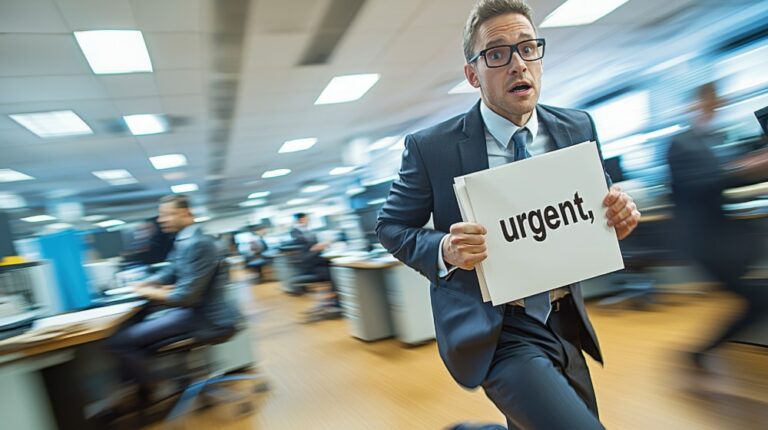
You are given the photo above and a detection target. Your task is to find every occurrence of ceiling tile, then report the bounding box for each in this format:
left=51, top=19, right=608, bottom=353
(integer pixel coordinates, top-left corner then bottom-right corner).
left=0, top=34, right=92, bottom=77
left=130, top=0, right=202, bottom=32
left=0, top=0, right=69, bottom=33
left=0, top=75, right=108, bottom=103
left=55, top=0, right=136, bottom=30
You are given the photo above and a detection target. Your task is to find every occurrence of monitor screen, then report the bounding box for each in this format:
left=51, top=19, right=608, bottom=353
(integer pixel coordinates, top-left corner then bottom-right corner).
left=0, top=212, right=17, bottom=258
left=756, top=106, right=768, bottom=136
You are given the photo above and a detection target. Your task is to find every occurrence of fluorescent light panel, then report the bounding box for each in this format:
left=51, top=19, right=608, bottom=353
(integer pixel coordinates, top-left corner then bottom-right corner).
left=278, top=138, right=317, bottom=153
left=9, top=110, right=93, bottom=138
left=329, top=166, right=355, bottom=176
left=286, top=198, right=310, bottom=205
left=315, top=73, right=380, bottom=105
left=248, top=191, right=271, bottom=199
left=0, top=193, right=26, bottom=209
left=83, top=214, right=108, bottom=222
left=98, top=219, right=125, bottom=228
left=370, top=136, right=401, bottom=151
left=194, top=216, right=211, bottom=223
left=92, top=169, right=137, bottom=185
left=171, top=183, right=198, bottom=193
left=74, top=30, right=153, bottom=74
left=150, top=154, right=187, bottom=170
left=21, top=215, right=56, bottom=223
left=301, top=184, right=329, bottom=193
left=123, top=114, right=167, bottom=135
left=541, top=0, right=629, bottom=28
left=239, top=199, right=267, bottom=208
left=262, top=169, right=291, bottom=179
left=0, top=169, right=35, bottom=183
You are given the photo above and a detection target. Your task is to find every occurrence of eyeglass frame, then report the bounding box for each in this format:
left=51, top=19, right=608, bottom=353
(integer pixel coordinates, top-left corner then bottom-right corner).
left=468, top=38, right=546, bottom=68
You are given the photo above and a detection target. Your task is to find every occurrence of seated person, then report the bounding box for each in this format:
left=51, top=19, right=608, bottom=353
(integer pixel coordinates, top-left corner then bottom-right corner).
left=105, top=194, right=240, bottom=410
left=290, top=213, right=341, bottom=321
left=246, top=225, right=271, bottom=282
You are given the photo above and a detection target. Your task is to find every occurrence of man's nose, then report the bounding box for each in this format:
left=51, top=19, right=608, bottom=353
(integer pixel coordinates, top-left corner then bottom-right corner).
left=507, top=52, right=527, bottom=75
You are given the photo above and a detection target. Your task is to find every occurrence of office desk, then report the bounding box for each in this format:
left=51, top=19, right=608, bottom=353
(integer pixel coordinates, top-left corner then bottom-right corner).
left=332, top=257, right=434, bottom=345
left=0, top=303, right=141, bottom=430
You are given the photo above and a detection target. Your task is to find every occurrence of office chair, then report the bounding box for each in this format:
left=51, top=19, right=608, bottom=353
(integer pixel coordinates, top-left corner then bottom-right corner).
left=146, top=325, right=268, bottom=425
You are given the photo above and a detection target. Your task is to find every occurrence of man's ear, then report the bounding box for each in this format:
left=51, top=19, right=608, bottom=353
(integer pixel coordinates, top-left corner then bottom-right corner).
left=463, top=63, right=480, bottom=88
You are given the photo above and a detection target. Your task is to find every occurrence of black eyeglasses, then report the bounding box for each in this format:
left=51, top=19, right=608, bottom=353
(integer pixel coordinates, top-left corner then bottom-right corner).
left=468, top=38, right=546, bottom=68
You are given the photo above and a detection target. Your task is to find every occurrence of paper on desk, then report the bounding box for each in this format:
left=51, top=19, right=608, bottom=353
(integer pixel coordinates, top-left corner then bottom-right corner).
left=454, top=141, right=624, bottom=305
left=33, top=301, right=144, bottom=329
left=453, top=177, right=491, bottom=302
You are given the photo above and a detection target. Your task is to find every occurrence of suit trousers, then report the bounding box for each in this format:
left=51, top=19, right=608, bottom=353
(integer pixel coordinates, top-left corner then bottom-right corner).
left=107, top=306, right=196, bottom=385
left=481, top=295, right=603, bottom=430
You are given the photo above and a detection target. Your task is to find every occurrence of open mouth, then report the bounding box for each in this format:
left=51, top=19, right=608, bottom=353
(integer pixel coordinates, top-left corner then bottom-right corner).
left=510, top=83, right=532, bottom=94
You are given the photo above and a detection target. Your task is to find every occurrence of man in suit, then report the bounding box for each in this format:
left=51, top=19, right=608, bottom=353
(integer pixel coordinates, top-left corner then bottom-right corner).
left=666, top=82, right=767, bottom=369
left=107, top=194, right=240, bottom=401
left=290, top=213, right=341, bottom=320
left=376, top=1, right=641, bottom=429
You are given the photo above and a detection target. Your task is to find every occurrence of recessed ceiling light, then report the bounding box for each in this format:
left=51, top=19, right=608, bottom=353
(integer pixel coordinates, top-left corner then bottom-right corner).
left=541, top=0, right=629, bottom=28
left=370, top=136, right=401, bottom=151
left=329, top=166, right=355, bottom=176
left=448, top=80, right=479, bottom=94
left=262, top=169, right=291, bottom=179
left=194, top=216, right=211, bottom=223
left=171, top=183, right=198, bottom=193
left=367, top=198, right=387, bottom=206
left=83, top=214, right=108, bottom=222
left=48, top=223, right=73, bottom=230
left=248, top=191, right=271, bottom=199
left=97, top=219, right=125, bottom=228
left=150, top=154, right=187, bottom=170
left=314, top=73, right=380, bottom=105
left=0, top=169, right=35, bottom=183
left=123, top=114, right=167, bottom=135
left=278, top=138, right=317, bottom=153
left=74, top=30, right=153, bottom=74
left=9, top=110, right=93, bottom=138
left=21, top=215, right=56, bottom=223
left=92, top=169, right=138, bottom=186
left=0, top=193, right=26, bottom=209
left=286, top=198, right=310, bottom=205
left=301, top=184, right=329, bottom=193
left=239, top=199, right=267, bottom=207
left=163, top=172, right=187, bottom=181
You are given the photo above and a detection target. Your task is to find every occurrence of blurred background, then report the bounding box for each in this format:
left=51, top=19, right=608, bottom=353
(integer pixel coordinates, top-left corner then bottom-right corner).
left=0, top=0, right=766, bottom=429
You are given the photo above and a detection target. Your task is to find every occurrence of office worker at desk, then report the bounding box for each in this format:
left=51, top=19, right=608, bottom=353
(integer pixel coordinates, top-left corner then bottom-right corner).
left=107, top=194, right=239, bottom=405
left=667, top=82, right=768, bottom=369
left=376, top=1, right=641, bottom=429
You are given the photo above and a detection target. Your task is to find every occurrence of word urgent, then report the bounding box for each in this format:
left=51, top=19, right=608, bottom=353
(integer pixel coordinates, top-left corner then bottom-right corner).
left=498, top=192, right=594, bottom=243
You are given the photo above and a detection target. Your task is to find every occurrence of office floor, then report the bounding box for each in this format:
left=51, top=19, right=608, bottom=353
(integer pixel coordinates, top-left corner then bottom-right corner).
left=146, top=280, right=768, bottom=430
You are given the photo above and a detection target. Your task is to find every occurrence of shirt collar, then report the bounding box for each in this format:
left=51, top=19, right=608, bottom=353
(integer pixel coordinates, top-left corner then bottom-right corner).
left=480, top=101, right=539, bottom=148
left=175, top=224, right=199, bottom=242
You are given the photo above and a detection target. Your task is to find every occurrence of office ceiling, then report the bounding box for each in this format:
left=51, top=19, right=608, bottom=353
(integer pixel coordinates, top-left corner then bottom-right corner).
left=1, top=0, right=766, bottom=235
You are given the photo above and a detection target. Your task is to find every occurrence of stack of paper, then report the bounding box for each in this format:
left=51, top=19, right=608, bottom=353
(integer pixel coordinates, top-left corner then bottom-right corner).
left=453, top=142, right=624, bottom=305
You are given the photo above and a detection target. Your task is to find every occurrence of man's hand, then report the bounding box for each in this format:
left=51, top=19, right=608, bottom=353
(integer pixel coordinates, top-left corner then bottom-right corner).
left=132, top=285, right=169, bottom=301
left=603, top=185, right=641, bottom=240
left=442, top=222, right=488, bottom=270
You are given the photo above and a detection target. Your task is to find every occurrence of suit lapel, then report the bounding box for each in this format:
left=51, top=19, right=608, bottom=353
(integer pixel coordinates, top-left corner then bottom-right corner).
left=457, top=101, right=490, bottom=175
left=536, top=104, right=573, bottom=149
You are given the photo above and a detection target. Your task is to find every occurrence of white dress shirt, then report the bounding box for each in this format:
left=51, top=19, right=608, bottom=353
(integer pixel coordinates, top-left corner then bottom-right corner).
left=437, top=102, right=569, bottom=305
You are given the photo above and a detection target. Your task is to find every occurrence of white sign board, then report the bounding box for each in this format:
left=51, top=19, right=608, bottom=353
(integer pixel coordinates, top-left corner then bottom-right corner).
left=454, top=141, right=624, bottom=305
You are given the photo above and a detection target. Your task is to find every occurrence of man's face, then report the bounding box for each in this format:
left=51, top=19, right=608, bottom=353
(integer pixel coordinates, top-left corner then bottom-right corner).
left=157, top=203, right=188, bottom=233
left=464, top=13, right=543, bottom=126
left=297, top=216, right=309, bottom=226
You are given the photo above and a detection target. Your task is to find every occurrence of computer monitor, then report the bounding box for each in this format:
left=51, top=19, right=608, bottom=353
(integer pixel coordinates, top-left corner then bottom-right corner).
left=756, top=106, right=768, bottom=136
left=0, top=212, right=17, bottom=259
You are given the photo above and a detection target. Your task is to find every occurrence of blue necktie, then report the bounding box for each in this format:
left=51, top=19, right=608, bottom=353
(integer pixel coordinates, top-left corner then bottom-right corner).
left=511, top=127, right=552, bottom=325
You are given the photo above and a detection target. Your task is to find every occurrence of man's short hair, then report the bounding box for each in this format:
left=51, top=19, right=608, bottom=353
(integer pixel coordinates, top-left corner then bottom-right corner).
left=160, top=194, right=191, bottom=211
left=463, top=0, right=536, bottom=62
left=294, top=212, right=307, bottom=221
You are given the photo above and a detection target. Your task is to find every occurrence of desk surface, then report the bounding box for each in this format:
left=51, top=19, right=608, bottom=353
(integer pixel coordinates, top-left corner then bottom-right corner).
left=0, top=302, right=142, bottom=362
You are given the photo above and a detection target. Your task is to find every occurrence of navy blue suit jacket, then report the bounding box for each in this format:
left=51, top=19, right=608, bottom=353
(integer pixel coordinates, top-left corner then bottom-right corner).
left=376, top=101, right=610, bottom=388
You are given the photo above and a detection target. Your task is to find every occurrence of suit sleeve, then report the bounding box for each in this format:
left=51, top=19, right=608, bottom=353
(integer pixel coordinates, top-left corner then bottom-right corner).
left=585, top=111, right=613, bottom=188
left=166, top=240, right=217, bottom=307
left=143, top=254, right=176, bottom=285
left=376, top=135, right=445, bottom=285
